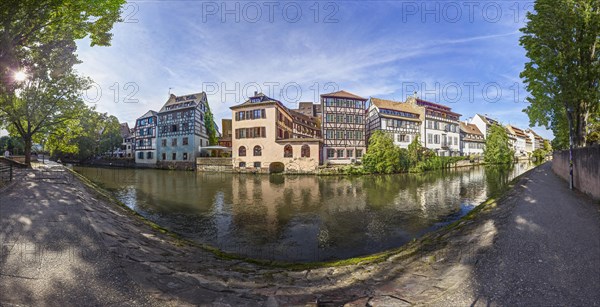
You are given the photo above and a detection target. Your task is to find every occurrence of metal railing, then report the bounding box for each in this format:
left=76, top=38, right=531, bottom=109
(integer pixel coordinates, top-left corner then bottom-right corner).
left=0, top=162, right=13, bottom=182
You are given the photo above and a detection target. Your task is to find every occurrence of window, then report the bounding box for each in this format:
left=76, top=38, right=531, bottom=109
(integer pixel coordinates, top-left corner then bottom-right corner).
left=161, top=139, right=166, bottom=147
left=137, top=152, right=144, bottom=159
left=301, top=145, right=310, bottom=158
left=434, top=135, right=440, bottom=144
left=454, top=137, right=458, bottom=145
left=327, top=148, right=335, bottom=158
left=183, top=152, right=188, bottom=160
left=337, top=149, right=344, bottom=158
left=254, top=162, right=261, bottom=168
left=347, top=130, right=354, bottom=139
left=171, top=124, right=178, bottom=132
left=239, top=146, right=246, bottom=157
left=326, top=130, right=334, bottom=139
left=347, top=149, right=353, bottom=158
left=284, top=145, right=293, bottom=158
left=253, top=146, right=262, bottom=156
left=183, top=137, right=188, bottom=145
left=356, top=149, right=363, bottom=158
left=172, top=152, right=176, bottom=160
left=428, top=134, right=433, bottom=144
left=398, top=134, right=409, bottom=142
left=146, top=152, right=153, bottom=159
left=172, top=138, right=177, bottom=146
left=162, top=153, right=166, bottom=160
left=434, top=121, right=439, bottom=130
left=239, top=162, right=246, bottom=167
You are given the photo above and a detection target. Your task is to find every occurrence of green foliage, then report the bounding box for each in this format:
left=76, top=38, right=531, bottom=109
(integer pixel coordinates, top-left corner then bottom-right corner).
left=520, top=0, right=600, bottom=147
left=49, top=109, right=122, bottom=161
left=0, top=0, right=126, bottom=88
left=407, top=135, right=423, bottom=166
left=0, top=0, right=127, bottom=165
left=531, top=149, right=547, bottom=164
left=484, top=124, right=514, bottom=164
left=0, top=135, right=24, bottom=154
left=409, top=155, right=467, bottom=173
left=204, top=105, right=218, bottom=146
left=363, top=131, right=406, bottom=174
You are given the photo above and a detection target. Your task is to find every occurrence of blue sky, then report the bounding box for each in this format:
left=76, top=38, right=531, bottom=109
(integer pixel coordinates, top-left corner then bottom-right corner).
left=72, top=0, right=552, bottom=139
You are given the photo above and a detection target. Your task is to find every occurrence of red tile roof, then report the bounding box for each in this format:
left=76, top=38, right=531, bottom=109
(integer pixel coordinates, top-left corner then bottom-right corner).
left=321, top=90, right=367, bottom=101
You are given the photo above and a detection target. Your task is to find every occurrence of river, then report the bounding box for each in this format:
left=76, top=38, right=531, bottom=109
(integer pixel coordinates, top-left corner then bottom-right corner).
left=74, top=162, right=532, bottom=262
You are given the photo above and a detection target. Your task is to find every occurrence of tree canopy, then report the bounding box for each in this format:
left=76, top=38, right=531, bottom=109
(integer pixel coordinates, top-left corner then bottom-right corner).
left=0, top=0, right=127, bottom=165
left=363, top=131, right=407, bottom=174
left=520, top=0, right=600, bottom=147
left=484, top=124, right=514, bottom=164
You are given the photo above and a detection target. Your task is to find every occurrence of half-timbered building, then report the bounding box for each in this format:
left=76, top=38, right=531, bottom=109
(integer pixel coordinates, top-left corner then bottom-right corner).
left=366, top=97, right=424, bottom=148
left=321, top=90, right=368, bottom=164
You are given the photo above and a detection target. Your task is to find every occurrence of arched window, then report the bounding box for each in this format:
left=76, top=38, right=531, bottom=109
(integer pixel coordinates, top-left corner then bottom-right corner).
left=238, top=146, right=246, bottom=157
left=301, top=144, right=310, bottom=158
left=284, top=144, right=293, bottom=158
left=253, top=145, right=262, bottom=156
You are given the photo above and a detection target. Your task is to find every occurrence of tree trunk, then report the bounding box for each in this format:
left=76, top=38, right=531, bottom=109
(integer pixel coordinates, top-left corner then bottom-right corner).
left=24, top=135, right=32, bottom=167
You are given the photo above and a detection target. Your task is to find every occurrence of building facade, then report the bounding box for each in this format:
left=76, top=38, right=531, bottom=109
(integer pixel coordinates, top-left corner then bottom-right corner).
left=156, top=92, right=211, bottom=167
left=218, top=119, right=233, bottom=148
left=526, top=129, right=544, bottom=151
left=321, top=90, right=368, bottom=164
left=366, top=97, right=424, bottom=149
left=459, top=122, right=485, bottom=156
left=506, top=125, right=529, bottom=157
left=230, top=92, right=321, bottom=173
left=134, top=110, right=158, bottom=164
left=409, top=97, right=461, bottom=156
left=470, top=114, right=500, bottom=139
left=119, top=123, right=135, bottom=158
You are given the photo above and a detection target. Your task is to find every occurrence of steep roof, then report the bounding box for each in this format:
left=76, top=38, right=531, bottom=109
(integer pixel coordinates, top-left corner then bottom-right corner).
left=119, top=123, right=130, bottom=138
left=321, top=90, right=367, bottom=101
left=370, top=97, right=424, bottom=120
left=507, top=125, right=528, bottom=138
left=460, top=122, right=483, bottom=136
left=476, top=114, right=500, bottom=126
left=137, top=110, right=157, bottom=120
left=159, top=92, right=207, bottom=113
left=230, top=92, right=288, bottom=111
left=413, top=98, right=462, bottom=117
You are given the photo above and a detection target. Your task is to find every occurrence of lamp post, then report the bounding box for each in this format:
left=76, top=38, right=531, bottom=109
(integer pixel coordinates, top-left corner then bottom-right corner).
left=566, top=106, right=574, bottom=190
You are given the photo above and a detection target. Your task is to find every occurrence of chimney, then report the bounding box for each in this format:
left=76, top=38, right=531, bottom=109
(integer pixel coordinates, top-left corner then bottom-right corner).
left=254, top=91, right=258, bottom=96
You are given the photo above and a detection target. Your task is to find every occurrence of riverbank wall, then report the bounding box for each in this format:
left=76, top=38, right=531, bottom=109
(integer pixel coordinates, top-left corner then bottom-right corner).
left=552, top=146, right=600, bottom=200
left=196, top=157, right=233, bottom=172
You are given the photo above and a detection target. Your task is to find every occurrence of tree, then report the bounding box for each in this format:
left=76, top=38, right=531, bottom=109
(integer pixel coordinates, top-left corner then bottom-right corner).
left=0, top=0, right=126, bottom=90
left=1, top=58, right=91, bottom=165
left=204, top=107, right=218, bottom=146
left=484, top=125, right=514, bottom=164
left=0, top=135, right=24, bottom=154
left=520, top=0, right=600, bottom=147
left=407, top=135, right=423, bottom=166
left=0, top=0, right=126, bottom=165
left=46, top=108, right=122, bottom=161
left=363, top=131, right=405, bottom=174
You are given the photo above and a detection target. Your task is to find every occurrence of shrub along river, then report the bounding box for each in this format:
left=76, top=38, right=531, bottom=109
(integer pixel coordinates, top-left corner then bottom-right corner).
left=74, top=162, right=532, bottom=262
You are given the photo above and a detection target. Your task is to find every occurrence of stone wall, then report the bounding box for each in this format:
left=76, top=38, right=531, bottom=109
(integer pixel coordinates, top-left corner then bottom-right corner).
left=552, top=146, right=600, bottom=200
left=196, top=157, right=233, bottom=172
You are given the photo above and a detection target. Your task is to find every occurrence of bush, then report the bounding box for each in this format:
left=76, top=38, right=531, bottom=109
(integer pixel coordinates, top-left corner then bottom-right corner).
left=362, top=131, right=404, bottom=174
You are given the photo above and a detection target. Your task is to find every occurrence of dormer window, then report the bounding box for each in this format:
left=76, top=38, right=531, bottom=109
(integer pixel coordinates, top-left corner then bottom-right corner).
left=250, top=98, right=261, bottom=103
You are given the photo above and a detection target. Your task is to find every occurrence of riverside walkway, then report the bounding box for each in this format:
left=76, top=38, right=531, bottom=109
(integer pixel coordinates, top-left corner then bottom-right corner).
left=0, top=162, right=598, bottom=306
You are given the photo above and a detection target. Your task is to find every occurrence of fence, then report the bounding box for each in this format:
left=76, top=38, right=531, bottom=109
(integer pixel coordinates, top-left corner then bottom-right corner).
left=552, top=146, right=600, bottom=201
left=0, top=161, right=13, bottom=183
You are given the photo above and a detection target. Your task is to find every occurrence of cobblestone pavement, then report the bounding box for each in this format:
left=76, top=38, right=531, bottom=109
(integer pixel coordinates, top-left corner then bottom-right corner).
left=1, top=162, right=597, bottom=306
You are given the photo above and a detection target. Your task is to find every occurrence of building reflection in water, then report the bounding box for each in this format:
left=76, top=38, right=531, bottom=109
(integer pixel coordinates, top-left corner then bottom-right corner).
left=74, top=162, right=531, bottom=262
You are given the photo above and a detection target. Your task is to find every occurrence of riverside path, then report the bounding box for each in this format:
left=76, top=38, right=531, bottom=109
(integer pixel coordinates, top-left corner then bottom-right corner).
left=0, top=162, right=598, bottom=306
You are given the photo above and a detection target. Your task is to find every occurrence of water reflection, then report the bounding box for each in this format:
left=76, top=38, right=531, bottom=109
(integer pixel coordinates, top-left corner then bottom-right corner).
left=74, top=162, right=531, bottom=262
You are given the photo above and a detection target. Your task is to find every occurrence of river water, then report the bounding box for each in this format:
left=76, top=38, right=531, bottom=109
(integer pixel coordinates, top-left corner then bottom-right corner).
left=74, top=162, right=532, bottom=262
